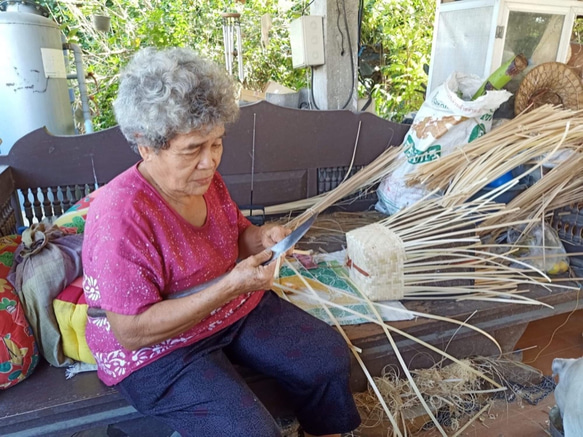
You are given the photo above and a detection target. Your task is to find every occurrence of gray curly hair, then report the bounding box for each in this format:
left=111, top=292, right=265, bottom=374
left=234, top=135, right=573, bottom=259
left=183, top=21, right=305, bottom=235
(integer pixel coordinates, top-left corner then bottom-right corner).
left=114, top=47, right=239, bottom=152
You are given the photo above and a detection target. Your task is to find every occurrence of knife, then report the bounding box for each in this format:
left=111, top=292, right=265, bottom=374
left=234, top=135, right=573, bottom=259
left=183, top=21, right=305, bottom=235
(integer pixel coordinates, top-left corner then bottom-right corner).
left=86, top=214, right=317, bottom=318
left=262, top=213, right=317, bottom=265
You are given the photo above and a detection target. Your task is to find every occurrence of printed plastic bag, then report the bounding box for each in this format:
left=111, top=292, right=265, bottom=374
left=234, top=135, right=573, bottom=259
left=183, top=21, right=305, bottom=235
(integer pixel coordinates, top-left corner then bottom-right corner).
left=376, top=72, right=511, bottom=215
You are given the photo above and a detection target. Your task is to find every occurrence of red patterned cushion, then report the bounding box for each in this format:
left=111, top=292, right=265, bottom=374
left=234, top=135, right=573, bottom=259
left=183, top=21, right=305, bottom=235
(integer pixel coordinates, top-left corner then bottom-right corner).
left=0, top=235, right=39, bottom=389
left=53, top=187, right=102, bottom=234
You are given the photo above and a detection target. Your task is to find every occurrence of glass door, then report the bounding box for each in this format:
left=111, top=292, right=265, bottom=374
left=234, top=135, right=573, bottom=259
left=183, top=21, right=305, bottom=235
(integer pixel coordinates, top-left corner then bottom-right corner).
left=493, top=2, right=574, bottom=92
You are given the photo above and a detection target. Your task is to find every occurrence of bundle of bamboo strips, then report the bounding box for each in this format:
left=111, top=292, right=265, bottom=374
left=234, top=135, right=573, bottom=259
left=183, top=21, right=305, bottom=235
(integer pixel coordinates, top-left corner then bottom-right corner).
left=283, top=144, right=403, bottom=227
left=358, top=195, right=582, bottom=301
left=481, top=147, right=583, bottom=233
left=405, top=105, right=583, bottom=208
left=270, top=106, right=583, bottom=223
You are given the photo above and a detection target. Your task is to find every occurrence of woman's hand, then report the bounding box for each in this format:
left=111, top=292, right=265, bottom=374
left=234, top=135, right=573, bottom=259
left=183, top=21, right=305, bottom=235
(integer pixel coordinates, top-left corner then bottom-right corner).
left=107, top=248, right=277, bottom=351
left=260, top=225, right=292, bottom=254
left=226, top=249, right=278, bottom=294
left=238, top=223, right=292, bottom=259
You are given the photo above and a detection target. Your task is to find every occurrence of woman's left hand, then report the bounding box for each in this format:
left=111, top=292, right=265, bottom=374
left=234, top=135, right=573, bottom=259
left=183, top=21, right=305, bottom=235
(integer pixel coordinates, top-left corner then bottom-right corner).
left=238, top=223, right=293, bottom=259
left=261, top=225, right=293, bottom=255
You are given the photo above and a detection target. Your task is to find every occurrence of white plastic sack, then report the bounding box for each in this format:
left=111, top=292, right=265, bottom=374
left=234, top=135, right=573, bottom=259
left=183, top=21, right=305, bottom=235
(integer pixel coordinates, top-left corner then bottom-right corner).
left=376, top=72, right=511, bottom=215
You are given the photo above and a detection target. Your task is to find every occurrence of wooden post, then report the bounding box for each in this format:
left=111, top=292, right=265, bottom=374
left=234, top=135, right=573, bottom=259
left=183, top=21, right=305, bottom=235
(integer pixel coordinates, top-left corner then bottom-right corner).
left=310, top=0, right=359, bottom=111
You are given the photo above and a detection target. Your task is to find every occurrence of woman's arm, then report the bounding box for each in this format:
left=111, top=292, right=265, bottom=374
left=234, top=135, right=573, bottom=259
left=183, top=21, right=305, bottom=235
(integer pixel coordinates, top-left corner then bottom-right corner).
left=106, top=249, right=276, bottom=350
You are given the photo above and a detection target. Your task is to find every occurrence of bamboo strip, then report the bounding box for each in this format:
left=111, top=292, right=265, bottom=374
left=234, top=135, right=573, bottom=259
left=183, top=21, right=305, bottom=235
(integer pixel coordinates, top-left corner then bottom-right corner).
left=281, top=261, right=405, bottom=436
left=321, top=265, right=503, bottom=350
left=451, top=402, right=493, bottom=437
left=275, top=278, right=503, bottom=390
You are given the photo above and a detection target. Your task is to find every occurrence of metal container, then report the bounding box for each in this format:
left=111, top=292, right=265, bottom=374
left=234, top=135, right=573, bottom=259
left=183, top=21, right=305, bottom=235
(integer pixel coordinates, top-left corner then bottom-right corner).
left=0, top=1, right=74, bottom=155
left=549, top=405, right=565, bottom=437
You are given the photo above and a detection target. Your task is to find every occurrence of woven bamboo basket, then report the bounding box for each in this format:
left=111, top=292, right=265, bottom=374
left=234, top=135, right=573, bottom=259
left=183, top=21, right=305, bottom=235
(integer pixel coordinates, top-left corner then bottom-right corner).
left=346, top=223, right=406, bottom=301
left=515, top=62, right=583, bottom=114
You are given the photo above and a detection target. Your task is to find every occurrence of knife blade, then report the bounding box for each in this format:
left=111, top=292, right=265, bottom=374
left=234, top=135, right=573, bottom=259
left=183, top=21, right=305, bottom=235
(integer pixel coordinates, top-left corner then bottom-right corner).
left=262, top=213, right=317, bottom=265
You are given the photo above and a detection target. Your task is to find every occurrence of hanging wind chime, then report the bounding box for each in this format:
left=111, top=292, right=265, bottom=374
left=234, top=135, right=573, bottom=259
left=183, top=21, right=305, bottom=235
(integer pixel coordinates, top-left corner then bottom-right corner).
left=221, top=12, right=244, bottom=82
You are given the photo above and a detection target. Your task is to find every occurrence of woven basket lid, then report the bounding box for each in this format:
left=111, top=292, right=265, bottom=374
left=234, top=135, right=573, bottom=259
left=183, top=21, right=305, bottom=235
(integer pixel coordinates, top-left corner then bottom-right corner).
left=515, top=62, right=583, bottom=115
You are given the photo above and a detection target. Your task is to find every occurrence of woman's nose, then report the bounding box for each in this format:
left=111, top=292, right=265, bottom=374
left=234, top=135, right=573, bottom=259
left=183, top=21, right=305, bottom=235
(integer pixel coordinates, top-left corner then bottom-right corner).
left=197, top=145, right=216, bottom=169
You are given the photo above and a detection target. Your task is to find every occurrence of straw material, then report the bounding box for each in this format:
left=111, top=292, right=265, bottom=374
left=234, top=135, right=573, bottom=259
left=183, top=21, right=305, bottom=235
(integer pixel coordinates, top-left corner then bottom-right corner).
left=482, top=148, right=583, bottom=234
left=515, top=62, right=583, bottom=114
left=346, top=223, right=406, bottom=301
left=407, top=105, right=583, bottom=208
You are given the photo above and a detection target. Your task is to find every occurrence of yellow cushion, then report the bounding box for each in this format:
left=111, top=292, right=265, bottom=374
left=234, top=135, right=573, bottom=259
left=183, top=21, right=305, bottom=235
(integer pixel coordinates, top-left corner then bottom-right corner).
left=52, top=277, right=95, bottom=364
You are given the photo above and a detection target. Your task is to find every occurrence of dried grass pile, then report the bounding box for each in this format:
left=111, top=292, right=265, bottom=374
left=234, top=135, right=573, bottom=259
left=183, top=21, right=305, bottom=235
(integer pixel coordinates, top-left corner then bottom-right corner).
left=355, top=359, right=486, bottom=435
left=353, top=356, right=552, bottom=436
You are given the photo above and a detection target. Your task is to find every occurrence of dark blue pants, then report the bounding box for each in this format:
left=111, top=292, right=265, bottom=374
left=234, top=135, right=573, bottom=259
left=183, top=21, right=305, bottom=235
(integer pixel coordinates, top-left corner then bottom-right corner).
left=116, top=291, right=361, bottom=436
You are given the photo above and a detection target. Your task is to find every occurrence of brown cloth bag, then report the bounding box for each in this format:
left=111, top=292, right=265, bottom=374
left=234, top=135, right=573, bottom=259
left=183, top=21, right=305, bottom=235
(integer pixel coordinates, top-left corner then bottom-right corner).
left=8, top=223, right=84, bottom=367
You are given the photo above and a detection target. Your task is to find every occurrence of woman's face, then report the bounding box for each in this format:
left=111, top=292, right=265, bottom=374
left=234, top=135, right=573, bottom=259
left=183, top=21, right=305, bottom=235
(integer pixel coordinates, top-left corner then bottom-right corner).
left=139, top=124, right=225, bottom=198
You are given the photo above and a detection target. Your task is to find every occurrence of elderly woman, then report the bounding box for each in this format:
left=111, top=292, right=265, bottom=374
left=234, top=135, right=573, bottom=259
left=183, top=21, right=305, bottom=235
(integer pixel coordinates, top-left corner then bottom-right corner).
left=82, top=47, right=360, bottom=437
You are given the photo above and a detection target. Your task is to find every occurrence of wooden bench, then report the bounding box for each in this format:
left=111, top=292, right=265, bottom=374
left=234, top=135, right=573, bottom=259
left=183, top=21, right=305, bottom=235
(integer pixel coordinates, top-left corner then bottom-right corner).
left=0, top=101, right=581, bottom=436
left=0, top=101, right=409, bottom=436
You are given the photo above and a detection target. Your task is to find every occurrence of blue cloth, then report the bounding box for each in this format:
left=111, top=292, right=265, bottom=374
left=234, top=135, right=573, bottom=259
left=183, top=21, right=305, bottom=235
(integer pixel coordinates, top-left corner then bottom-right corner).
left=116, top=291, right=361, bottom=436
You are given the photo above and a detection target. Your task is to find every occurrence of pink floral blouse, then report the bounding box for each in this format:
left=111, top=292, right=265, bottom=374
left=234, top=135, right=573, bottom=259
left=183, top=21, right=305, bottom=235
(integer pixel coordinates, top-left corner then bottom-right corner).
left=82, top=164, right=263, bottom=386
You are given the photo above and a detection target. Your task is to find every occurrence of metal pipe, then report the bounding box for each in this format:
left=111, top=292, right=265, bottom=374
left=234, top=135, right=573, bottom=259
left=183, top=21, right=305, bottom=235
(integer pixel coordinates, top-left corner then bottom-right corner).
left=236, top=21, right=244, bottom=82
left=226, top=25, right=233, bottom=74
left=63, top=42, right=93, bottom=133
left=222, top=22, right=230, bottom=73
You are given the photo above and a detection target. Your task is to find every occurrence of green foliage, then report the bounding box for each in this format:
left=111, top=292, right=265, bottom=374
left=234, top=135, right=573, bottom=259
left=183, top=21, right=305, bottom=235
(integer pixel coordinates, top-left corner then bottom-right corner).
left=572, top=17, right=583, bottom=44
left=39, top=0, right=434, bottom=128
left=360, top=0, right=435, bottom=121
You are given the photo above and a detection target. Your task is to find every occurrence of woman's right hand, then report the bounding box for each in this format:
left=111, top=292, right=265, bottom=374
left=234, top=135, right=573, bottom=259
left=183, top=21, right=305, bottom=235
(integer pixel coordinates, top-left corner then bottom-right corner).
left=225, top=249, right=277, bottom=295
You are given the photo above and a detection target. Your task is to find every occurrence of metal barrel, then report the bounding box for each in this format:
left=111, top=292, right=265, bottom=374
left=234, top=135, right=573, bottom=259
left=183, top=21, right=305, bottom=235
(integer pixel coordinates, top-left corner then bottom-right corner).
left=0, top=1, right=75, bottom=155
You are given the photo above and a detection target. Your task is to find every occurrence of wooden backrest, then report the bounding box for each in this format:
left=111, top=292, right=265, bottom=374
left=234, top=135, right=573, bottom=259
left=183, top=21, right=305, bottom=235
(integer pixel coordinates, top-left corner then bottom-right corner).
left=0, top=101, right=409, bottom=230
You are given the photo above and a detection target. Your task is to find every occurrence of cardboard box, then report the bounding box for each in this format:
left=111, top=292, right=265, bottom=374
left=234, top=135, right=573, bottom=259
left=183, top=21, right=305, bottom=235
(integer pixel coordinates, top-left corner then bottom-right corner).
left=239, top=88, right=266, bottom=103
left=263, top=81, right=297, bottom=95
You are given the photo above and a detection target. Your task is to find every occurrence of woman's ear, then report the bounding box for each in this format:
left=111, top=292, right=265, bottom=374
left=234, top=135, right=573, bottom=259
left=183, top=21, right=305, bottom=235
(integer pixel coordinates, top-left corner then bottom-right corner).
left=137, top=145, right=154, bottom=161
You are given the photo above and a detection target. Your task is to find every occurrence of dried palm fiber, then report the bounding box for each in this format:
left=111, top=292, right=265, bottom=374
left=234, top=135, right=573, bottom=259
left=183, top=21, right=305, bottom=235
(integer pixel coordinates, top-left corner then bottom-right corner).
left=354, top=359, right=490, bottom=435
left=514, top=62, right=583, bottom=114
left=406, top=105, right=583, bottom=208
left=354, top=355, right=545, bottom=436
